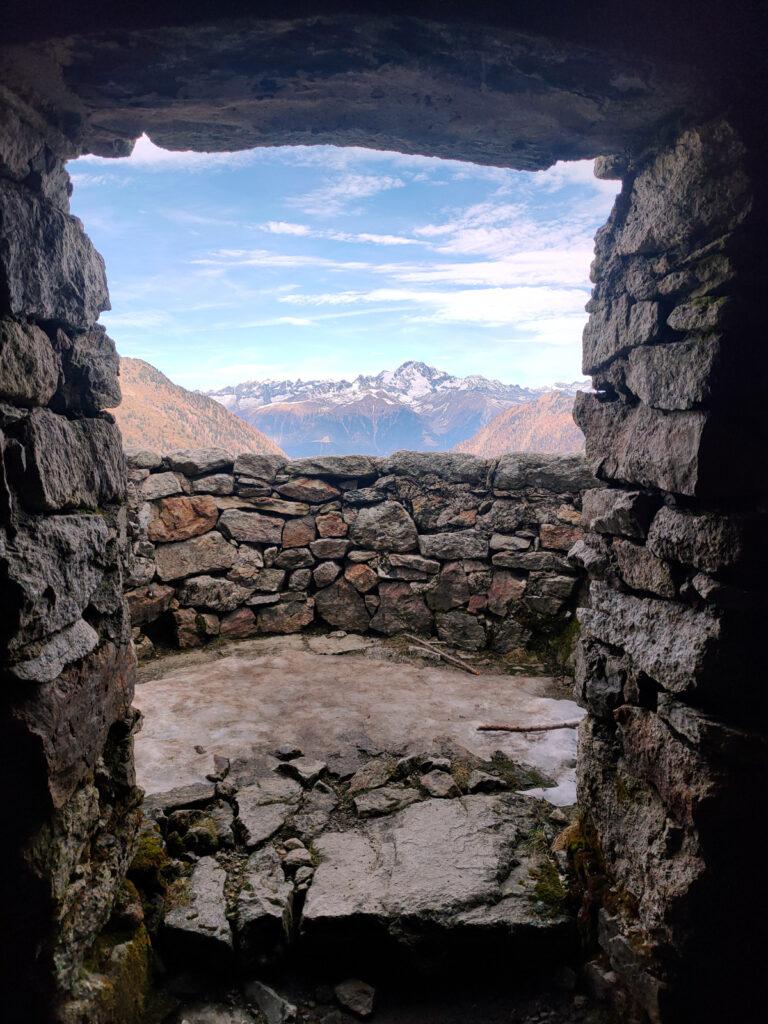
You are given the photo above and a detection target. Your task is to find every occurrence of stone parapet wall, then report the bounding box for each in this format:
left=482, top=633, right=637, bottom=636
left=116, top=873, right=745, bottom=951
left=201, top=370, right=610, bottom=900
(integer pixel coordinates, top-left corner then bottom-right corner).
left=124, top=448, right=592, bottom=658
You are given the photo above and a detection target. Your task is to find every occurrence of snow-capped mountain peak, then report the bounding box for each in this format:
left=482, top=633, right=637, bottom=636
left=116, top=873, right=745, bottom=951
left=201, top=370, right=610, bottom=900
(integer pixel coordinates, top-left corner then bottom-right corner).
left=205, top=361, right=565, bottom=458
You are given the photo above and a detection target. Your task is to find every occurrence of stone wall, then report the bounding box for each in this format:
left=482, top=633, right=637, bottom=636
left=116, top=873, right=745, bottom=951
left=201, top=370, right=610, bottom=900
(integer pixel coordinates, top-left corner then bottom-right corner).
left=124, top=448, right=592, bottom=658
left=572, top=119, right=768, bottom=1023
left=0, top=101, right=140, bottom=1018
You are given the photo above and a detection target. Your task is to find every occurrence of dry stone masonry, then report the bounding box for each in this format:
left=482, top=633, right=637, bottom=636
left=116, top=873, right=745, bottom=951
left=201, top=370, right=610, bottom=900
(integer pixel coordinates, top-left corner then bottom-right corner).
left=2, top=5, right=767, bottom=1023
left=124, top=449, right=591, bottom=659
left=571, top=120, right=768, bottom=1023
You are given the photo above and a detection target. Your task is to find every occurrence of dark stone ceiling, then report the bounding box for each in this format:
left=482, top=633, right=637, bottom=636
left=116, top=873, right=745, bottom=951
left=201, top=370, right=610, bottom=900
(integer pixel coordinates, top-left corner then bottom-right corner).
left=3, top=2, right=764, bottom=168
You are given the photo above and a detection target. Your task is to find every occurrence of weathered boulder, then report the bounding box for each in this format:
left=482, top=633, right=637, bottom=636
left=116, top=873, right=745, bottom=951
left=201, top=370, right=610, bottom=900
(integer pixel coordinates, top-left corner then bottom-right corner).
left=313, top=561, right=342, bottom=588
left=0, top=319, right=59, bottom=406
left=282, top=516, right=316, bottom=548
left=220, top=607, right=258, bottom=639
left=124, top=447, right=162, bottom=470
left=155, top=532, right=236, bottom=581
left=310, top=538, right=349, bottom=559
left=9, top=618, right=100, bottom=683
left=166, top=448, right=233, bottom=476
left=248, top=496, right=311, bottom=517
left=344, top=563, right=378, bottom=593
left=582, top=295, right=662, bottom=373
left=487, top=571, right=526, bottom=616
left=369, top=581, right=432, bottom=636
left=315, top=579, right=370, bottom=632
left=0, top=513, right=112, bottom=649
left=349, top=501, right=419, bottom=553
left=419, top=530, right=489, bottom=560
left=523, top=574, right=578, bottom=616
left=226, top=546, right=265, bottom=582
left=147, top=495, right=219, bottom=543
left=624, top=336, right=722, bottom=410
left=316, top=511, right=347, bottom=537
left=177, top=575, right=254, bottom=612
left=0, top=180, right=109, bottom=329
left=235, top=775, right=302, bottom=848
left=613, top=539, right=676, bottom=598
left=218, top=509, right=283, bottom=545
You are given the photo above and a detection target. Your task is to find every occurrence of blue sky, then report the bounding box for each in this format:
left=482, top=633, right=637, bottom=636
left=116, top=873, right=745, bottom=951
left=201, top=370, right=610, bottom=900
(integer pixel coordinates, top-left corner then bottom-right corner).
left=68, top=137, right=619, bottom=391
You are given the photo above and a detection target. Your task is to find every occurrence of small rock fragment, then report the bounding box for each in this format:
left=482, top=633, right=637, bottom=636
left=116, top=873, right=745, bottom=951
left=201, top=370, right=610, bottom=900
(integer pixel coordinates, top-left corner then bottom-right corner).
left=245, top=980, right=297, bottom=1024
left=275, top=757, right=327, bottom=787
left=274, top=744, right=303, bottom=761
left=334, top=979, right=376, bottom=1019
left=282, top=847, right=314, bottom=871
left=419, top=770, right=460, bottom=798
left=466, top=770, right=506, bottom=794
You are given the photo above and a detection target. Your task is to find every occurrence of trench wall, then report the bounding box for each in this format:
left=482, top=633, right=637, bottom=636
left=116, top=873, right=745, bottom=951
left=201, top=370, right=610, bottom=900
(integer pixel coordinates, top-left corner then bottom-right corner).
left=125, top=449, right=591, bottom=658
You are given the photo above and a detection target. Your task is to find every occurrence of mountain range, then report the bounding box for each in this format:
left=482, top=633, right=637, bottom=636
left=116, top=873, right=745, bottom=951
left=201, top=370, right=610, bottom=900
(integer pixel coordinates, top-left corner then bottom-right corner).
left=455, top=390, right=585, bottom=457
left=207, top=361, right=586, bottom=457
left=113, top=358, right=284, bottom=456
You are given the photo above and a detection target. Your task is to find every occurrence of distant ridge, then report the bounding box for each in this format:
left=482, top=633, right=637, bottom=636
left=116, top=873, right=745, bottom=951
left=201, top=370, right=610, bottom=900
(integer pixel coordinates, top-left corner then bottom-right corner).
left=455, top=390, right=585, bottom=457
left=207, top=360, right=585, bottom=457
left=112, top=357, right=284, bottom=456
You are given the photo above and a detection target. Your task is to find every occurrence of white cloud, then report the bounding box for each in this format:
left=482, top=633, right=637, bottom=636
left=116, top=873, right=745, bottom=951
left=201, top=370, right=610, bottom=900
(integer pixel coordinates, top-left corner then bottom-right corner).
left=261, top=221, right=312, bottom=236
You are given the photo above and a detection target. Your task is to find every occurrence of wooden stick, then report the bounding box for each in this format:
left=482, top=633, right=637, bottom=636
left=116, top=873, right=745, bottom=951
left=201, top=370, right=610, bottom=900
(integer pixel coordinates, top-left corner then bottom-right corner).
left=478, top=719, right=581, bottom=733
left=403, top=633, right=481, bottom=675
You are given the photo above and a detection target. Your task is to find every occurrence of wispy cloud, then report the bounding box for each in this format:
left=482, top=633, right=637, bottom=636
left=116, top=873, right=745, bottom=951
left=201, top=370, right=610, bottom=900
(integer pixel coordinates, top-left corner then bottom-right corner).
left=290, top=173, right=406, bottom=216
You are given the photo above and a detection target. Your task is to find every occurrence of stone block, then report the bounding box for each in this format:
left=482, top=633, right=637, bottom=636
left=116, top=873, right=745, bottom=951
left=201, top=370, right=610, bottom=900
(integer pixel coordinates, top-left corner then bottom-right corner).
left=147, top=495, right=219, bottom=542
left=0, top=180, right=109, bottom=329
left=435, top=610, right=486, bottom=650
left=141, top=471, right=183, bottom=500
left=166, top=447, right=233, bottom=476
left=277, top=476, right=340, bottom=503
left=613, top=539, right=676, bottom=597
left=220, top=607, right=258, bottom=639
left=647, top=507, right=748, bottom=573
left=191, top=473, right=234, bottom=495
left=257, top=600, right=315, bottom=634
left=176, top=575, right=254, bottom=612
left=0, top=319, right=59, bottom=406
left=16, top=409, right=125, bottom=511
left=625, top=336, right=721, bottom=410
left=494, top=452, right=593, bottom=492
left=218, top=509, right=283, bottom=545
left=155, top=532, right=236, bottom=581
left=581, top=487, right=657, bottom=538
left=578, top=582, right=720, bottom=693
left=315, top=579, right=370, bottom=632
left=349, top=500, right=418, bottom=552
left=51, top=325, right=121, bottom=414
left=233, top=453, right=286, bottom=480
left=418, top=530, right=488, bottom=560
left=285, top=455, right=377, bottom=478
left=282, top=515, right=316, bottom=548
left=369, top=581, right=433, bottom=636
left=381, top=451, right=490, bottom=485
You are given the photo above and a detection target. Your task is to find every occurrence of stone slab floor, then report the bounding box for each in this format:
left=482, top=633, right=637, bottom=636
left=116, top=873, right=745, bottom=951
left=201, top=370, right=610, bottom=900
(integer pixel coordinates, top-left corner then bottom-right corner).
left=134, top=633, right=582, bottom=805
left=132, top=637, right=611, bottom=1024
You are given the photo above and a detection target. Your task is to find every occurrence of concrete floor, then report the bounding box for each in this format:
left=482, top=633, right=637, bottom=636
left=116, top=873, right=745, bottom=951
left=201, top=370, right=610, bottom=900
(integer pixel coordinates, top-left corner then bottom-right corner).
left=134, top=635, right=583, bottom=805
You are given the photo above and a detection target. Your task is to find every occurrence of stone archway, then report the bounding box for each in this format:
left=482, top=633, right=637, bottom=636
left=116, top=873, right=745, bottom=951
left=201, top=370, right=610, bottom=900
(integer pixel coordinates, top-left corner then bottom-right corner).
left=1, top=5, right=766, bottom=1022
